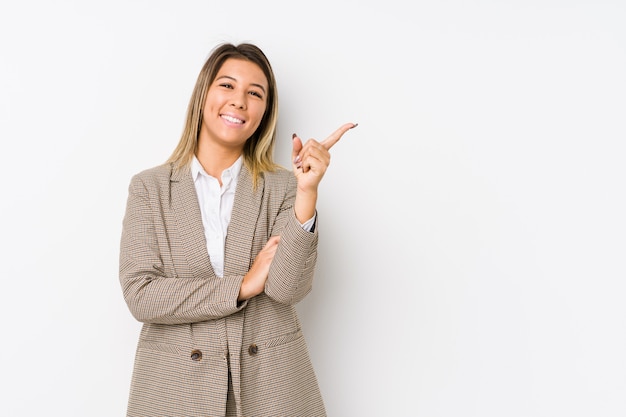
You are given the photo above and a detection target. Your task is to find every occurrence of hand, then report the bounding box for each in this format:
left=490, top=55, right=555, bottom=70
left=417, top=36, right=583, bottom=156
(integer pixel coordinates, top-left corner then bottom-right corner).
left=291, top=122, right=357, bottom=193
left=238, top=235, right=281, bottom=301
left=291, top=122, right=357, bottom=223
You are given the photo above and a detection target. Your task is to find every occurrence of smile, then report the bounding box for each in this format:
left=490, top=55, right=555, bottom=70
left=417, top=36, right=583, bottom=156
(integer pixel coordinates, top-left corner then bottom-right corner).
left=221, top=114, right=244, bottom=124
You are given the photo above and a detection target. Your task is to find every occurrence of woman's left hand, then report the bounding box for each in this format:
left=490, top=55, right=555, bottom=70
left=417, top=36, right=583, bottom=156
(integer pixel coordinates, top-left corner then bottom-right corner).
left=291, top=122, right=357, bottom=193
left=291, top=122, right=357, bottom=223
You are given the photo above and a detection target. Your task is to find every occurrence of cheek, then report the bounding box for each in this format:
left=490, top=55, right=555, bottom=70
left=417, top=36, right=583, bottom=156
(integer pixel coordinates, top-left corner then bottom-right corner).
left=204, top=96, right=219, bottom=113
left=250, top=104, right=268, bottom=129
left=203, top=92, right=224, bottom=114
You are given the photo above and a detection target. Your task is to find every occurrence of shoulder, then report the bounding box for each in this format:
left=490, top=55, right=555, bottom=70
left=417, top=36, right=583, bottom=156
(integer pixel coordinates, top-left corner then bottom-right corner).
left=260, top=166, right=296, bottom=194
left=261, top=166, right=295, bottom=187
left=258, top=167, right=296, bottom=203
left=132, top=163, right=173, bottom=181
left=131, top=163, right=175, bottom=183
left=127, top=163, right=176, bottom=193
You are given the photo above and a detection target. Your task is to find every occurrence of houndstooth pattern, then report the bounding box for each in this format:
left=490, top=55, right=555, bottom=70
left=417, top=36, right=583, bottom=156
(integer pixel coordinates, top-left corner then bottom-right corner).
left=120, top=163, right=326, bottom=417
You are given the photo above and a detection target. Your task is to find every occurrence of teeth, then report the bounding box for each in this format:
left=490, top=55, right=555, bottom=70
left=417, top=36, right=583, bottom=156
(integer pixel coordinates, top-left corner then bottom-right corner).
left=222, top=115, right=243, bottom=124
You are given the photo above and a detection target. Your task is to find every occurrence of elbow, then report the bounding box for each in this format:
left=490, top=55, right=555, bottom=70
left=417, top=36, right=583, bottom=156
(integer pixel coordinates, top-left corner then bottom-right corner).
left=264, top=282, right=312, bottom=306
left=121, top=278, right=159, bottom=323
left=122, top=292, right=151, bottom=323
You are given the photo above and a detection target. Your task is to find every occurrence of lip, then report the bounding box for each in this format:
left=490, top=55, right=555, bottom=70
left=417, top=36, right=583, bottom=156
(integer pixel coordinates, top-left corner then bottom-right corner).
left=220, top=113, right=245, bottom=125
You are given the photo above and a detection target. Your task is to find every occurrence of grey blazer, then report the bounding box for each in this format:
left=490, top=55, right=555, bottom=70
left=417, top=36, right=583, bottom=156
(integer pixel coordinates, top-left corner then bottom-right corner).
left=120, top=162, right=326, bottom=417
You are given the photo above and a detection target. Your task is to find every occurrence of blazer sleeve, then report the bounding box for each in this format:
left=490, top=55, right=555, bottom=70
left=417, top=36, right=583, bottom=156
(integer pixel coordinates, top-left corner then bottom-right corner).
left=264, top=173, right=319, bottom=305
left=119, top=173, right=246, bottom=325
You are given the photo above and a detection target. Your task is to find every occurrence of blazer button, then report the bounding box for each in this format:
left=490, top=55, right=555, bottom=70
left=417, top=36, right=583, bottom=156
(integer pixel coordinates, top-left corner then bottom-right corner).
left=190, top=349, right=202, bottom=361
left=248, top=344, right=258, bottom=355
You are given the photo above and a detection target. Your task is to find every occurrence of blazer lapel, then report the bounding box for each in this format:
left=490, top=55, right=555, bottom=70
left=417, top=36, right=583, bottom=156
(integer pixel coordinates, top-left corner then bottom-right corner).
left=224, top=165, right=263, bottom=277
left=170, top=165, right=216, bottom=280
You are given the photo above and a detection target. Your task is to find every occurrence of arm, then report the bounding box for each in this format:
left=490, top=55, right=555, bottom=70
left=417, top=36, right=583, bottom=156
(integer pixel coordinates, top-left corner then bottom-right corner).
left=263, top=182, right=319, bottom=305
left=119, top=174, right=245, bottom=324
left=238, top=235, right=280, bottom=301
left=264, top=123, right=357, bottom=305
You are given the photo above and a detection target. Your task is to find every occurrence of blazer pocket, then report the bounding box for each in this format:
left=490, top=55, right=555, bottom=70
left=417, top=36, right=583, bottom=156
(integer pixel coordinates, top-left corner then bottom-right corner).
left=137, top=340, right=184, bottom=356
left=261, top=329, right=303, bottom=349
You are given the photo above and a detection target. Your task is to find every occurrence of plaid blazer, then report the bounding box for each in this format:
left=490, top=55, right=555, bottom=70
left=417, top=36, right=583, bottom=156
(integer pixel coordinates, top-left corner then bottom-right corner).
left=120, top=162, right=326, bottom=417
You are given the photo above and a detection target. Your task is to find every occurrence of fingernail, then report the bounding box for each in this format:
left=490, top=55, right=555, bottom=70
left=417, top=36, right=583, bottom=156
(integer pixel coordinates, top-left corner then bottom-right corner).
left=292, top=133, right=297, bottom=139
left=293, top=155, right=301, bottom=164
left=351, top=123, right=358, bottom=129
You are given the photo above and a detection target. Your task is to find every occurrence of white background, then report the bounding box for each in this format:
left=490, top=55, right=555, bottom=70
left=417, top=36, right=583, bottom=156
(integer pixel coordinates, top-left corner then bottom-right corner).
left=1, top=1, right=625, bottom=416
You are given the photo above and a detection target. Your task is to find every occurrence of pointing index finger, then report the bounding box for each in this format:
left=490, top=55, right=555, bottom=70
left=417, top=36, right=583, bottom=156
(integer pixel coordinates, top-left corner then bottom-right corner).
left=321, top=122, right=358, bottom=150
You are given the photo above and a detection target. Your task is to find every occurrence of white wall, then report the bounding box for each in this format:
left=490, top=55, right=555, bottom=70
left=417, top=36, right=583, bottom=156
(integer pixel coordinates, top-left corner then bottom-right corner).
left=1, top=1, right=625, bottom=416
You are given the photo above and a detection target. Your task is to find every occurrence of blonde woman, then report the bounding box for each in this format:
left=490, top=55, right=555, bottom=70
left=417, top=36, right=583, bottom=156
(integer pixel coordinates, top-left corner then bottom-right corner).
left=119, top=42, right=355, bottom=416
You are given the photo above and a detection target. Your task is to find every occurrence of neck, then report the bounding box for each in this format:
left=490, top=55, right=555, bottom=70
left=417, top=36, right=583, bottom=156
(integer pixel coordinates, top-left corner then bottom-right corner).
left=195, top=140, right=243, bottom=180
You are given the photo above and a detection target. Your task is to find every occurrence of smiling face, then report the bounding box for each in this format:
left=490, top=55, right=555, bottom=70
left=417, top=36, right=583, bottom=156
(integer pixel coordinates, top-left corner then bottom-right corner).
left=198, top=58, right=269, bottom=153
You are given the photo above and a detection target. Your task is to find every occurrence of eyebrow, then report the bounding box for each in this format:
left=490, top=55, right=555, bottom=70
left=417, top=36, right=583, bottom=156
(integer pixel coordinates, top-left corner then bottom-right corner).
left=216, top=75, right=267, bottom=94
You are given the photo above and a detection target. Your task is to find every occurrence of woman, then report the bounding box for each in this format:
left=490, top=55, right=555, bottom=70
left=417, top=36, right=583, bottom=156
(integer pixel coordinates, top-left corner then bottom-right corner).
left=119, top=42, right=355, bottom=416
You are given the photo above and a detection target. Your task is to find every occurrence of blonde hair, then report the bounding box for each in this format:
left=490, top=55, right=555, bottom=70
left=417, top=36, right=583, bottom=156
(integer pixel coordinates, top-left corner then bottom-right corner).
left=166, top=43, right=280, bottom=188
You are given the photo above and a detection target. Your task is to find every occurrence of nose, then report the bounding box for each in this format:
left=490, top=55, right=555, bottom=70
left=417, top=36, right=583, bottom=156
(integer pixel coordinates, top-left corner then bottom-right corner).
left=229, top=91, right=247, bottom=110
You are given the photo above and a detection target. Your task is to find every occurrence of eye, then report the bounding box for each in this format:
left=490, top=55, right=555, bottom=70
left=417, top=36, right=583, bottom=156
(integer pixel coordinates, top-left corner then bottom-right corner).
left=249, top=91, right=263, bottom=99
left=219, top=83, right=234, bottom=89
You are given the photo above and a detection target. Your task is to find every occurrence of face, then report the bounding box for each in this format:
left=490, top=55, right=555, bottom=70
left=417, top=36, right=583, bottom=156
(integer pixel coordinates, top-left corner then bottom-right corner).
left=199, top=58, right=269, bottom=151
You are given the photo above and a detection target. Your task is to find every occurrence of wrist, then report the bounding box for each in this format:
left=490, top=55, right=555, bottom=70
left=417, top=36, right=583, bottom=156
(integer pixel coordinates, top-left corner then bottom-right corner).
left=294, top=192, right=317, bottom=224
left=238, top=279, right=251, bottom=301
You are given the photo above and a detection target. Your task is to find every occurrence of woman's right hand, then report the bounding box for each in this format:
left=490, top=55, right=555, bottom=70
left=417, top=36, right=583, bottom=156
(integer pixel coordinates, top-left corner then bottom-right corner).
left=238, top=235, right=281, bottom=301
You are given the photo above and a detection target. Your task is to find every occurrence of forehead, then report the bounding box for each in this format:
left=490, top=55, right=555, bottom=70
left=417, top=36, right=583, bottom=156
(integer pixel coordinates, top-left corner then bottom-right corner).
left=216, top=58, right=268, bottom=88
